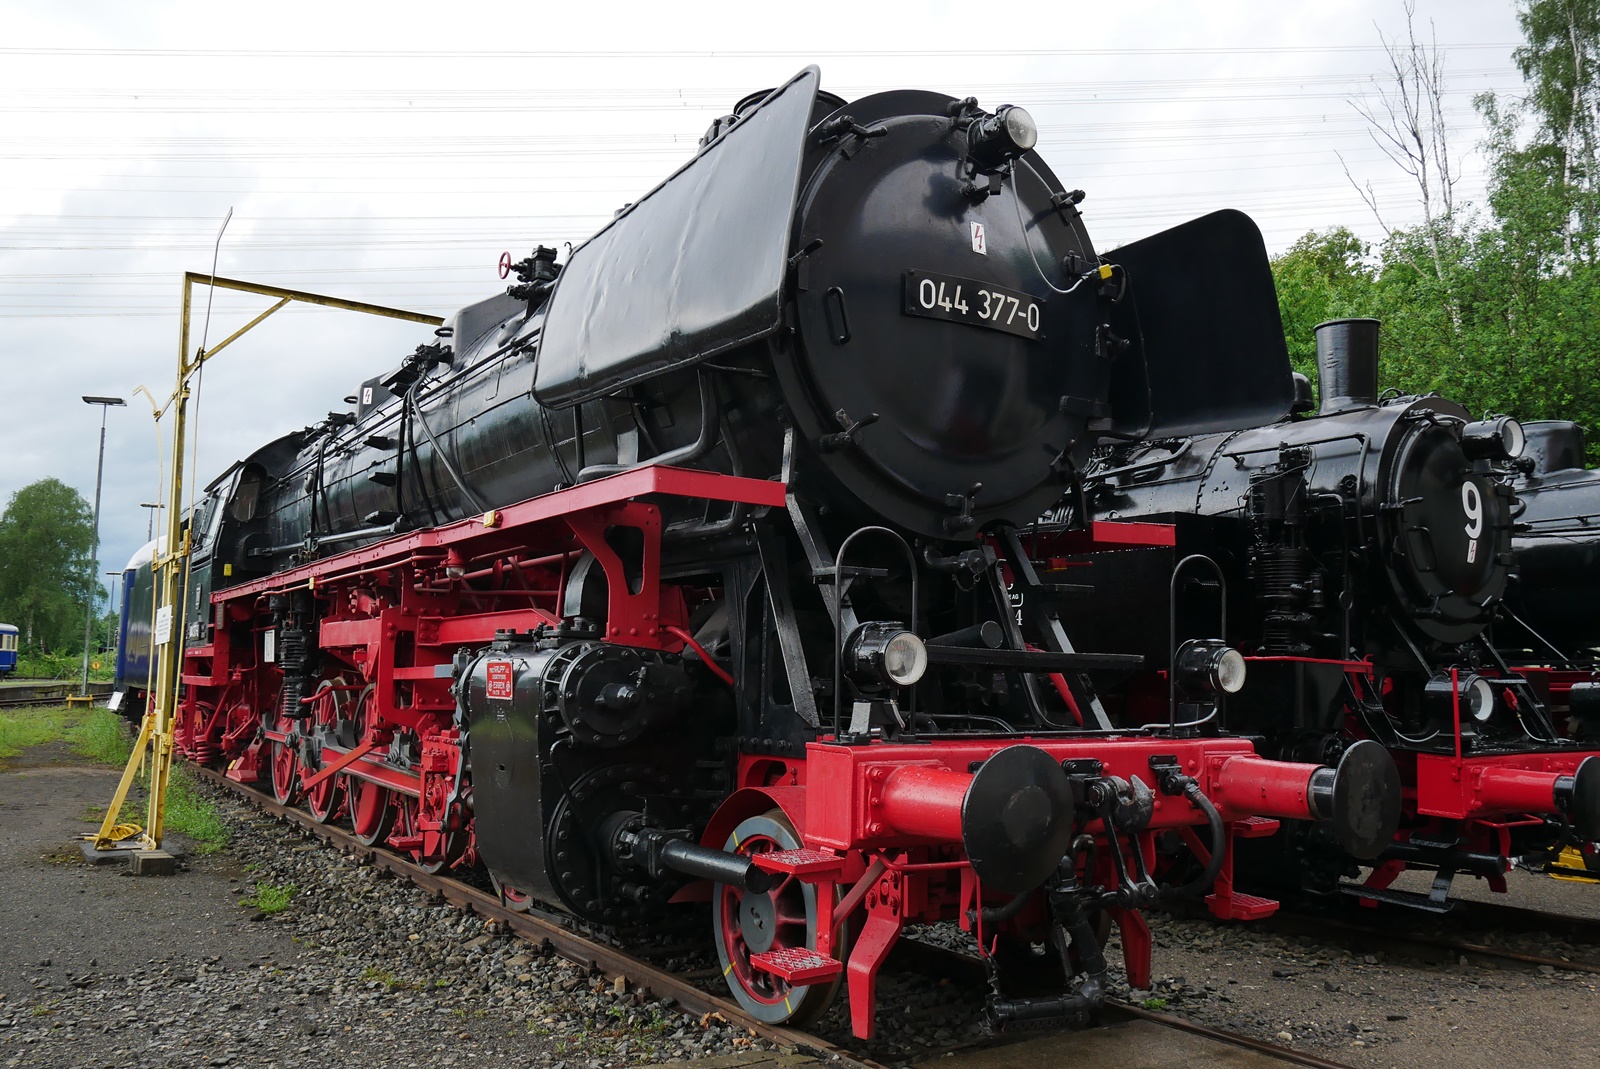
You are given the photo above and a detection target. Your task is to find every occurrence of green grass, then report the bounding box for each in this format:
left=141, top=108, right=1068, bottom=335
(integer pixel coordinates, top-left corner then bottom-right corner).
left=1141, top=997, right=1169, bottom=1011
left=71, top=708, right=134, bottom=765
left=241, top=881, right=297, bottom=914
left=0, top=705, right=73, bottom=758
left=0, top=705, right=132, bottom=762
left=163, top=765, right=231, bottom=853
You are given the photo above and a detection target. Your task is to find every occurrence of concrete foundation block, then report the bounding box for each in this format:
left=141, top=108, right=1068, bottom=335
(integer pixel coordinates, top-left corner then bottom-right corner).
left=129, top=850, right=178, bottom=877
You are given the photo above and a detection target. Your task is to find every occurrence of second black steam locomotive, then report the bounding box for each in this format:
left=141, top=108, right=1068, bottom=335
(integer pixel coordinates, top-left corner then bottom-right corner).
left=1055, top=314, right=1600, bottom=908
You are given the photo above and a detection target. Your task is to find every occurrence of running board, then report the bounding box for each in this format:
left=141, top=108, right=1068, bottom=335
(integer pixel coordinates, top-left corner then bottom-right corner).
left=1337, top=882, right=1457, bottom=913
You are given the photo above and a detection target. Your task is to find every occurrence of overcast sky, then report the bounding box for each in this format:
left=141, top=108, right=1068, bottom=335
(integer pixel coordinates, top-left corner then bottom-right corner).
left=0, top=0, right=1529, bottom=609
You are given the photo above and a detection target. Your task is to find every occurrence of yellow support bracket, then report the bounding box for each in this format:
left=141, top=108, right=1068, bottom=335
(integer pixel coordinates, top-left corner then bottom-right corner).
left=86, top=711, right=154, bottom=850
left=88, top=270, right=443, bottom=859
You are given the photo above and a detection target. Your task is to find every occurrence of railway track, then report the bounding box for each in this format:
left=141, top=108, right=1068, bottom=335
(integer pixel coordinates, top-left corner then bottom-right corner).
left=188, top=763, right=1356, bottom=1069
left=0, top=681, right=114, bottom=709
left=1233, top=898, right=1600, bottom=978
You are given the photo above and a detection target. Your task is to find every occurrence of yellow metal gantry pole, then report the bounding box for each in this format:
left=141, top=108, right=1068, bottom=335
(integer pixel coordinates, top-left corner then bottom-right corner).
left=88, top=272, right=442, bottom=859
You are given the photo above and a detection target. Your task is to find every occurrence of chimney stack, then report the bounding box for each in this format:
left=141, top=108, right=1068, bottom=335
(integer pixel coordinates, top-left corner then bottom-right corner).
left=1314, top=318, right=1380, bottom=416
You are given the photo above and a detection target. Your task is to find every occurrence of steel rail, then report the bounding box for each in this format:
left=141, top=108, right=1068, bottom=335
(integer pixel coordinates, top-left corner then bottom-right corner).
left=1109, top=1003, right=1359, bottom=1069
left=1444, top=896, right=1600, bottom=946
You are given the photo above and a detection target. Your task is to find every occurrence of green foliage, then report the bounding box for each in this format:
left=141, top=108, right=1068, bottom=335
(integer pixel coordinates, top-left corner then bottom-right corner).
left=1512, top=0, right=1600, bottom=259
left=240, top=881, right=297, bottom=914
left=0, top=479, right=99, bottom=657
left=1270, top=6, right=1600, bottom=458
left=1271, top=227, right=1376, bottom=382
left=18, top=650, right=84, bottom=680
left=163, top=766, right=231, bottom=853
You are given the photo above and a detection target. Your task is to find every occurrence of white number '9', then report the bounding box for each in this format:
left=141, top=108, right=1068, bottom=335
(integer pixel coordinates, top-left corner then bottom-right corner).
left=1462, top=481, right=1484, bottom=541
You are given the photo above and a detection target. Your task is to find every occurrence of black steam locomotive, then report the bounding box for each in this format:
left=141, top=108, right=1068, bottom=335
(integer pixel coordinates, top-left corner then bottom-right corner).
left=1057, top=314, right=1600, bottom=907
left=147, top=69, right=1402, bottom=1037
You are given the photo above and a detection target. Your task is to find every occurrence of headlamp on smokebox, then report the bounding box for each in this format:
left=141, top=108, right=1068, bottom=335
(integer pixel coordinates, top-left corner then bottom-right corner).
left=1175, top=639, right=1248, bottom=697
left=1424, top=671, right=1496, bottom=725
left=845, top=621, right=928, bottom=690
left=1461, top=416, right=1526, bottom=462
left=966, top=105, right=1038, bottom=169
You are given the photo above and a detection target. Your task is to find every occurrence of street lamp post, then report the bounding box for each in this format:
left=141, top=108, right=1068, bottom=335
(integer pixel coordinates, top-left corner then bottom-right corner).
left=81, top=396, right=126, bottom=696
left=139, top=501, right=162, bottom=541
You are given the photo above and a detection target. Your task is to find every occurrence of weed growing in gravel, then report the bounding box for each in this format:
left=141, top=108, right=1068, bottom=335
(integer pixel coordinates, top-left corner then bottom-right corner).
left=241, top=881, right=297, bottom=914
left=1142, top=997, right=1169, bottom=1010
left=360, top=966, right=412, bottom=990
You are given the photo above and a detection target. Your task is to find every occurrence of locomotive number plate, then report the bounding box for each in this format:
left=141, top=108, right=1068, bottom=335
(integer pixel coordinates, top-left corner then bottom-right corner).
left=903, top=270, right=1043, bottom=340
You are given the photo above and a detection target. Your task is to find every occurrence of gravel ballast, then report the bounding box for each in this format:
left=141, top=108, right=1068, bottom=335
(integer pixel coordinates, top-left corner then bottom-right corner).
left=6, top=755, right=1599, bottom=1069
left=0, top=764, right=784, bottom=1069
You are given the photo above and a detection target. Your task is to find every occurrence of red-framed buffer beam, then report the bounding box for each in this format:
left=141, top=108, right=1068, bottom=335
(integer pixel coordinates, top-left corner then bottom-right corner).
left=732, top=735, right=1396, bottom=1039
left=1243, top=659, right=1600, bottom=843
left=1414, top=751, right=1600, bottom=832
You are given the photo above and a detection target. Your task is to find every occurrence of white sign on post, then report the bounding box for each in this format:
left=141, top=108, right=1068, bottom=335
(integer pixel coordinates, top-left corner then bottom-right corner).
left=154, top=605, right=174, bottom=646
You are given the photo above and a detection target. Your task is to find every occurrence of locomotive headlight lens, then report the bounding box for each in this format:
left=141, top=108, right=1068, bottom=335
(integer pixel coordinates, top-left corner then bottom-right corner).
left=1175, top=639, right=1247, bottom=696
left=845, top=622, right=927, bottom=688
left=967, top=105, right=1038, bottom=168
left=1424, top=671, right=1498, bottom=724
left=1001, top=106, right=1038, bottom=153
left=1462, top=416, right=1527, bottom=461
left=1465, top=675, right=1495, bottom=722
left=883, top=632, right=928, bottom=687
left=1214, top=648, right=1248, bottom=694
left=1500, top=418, right=1526, bottom=459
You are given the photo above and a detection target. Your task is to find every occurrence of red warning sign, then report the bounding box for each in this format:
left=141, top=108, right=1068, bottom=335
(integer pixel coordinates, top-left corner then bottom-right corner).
left=486, top=660, right=515, bottom=701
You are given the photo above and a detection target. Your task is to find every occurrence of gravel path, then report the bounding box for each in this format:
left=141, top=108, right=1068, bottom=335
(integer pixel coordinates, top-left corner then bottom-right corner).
left=1116, top=908, right=1600, bottom=1068
left=0, top=761, right=786, bottom=1069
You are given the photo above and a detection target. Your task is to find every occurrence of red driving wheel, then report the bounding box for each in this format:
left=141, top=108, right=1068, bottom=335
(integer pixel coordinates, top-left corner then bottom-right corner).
left=711, top=810, right=842, bottom=1025
left=267, top=704, right=300, bottom=806
left=346, top=686, right=393, bottom=846
left=303, top=679, right=348, bottom=824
